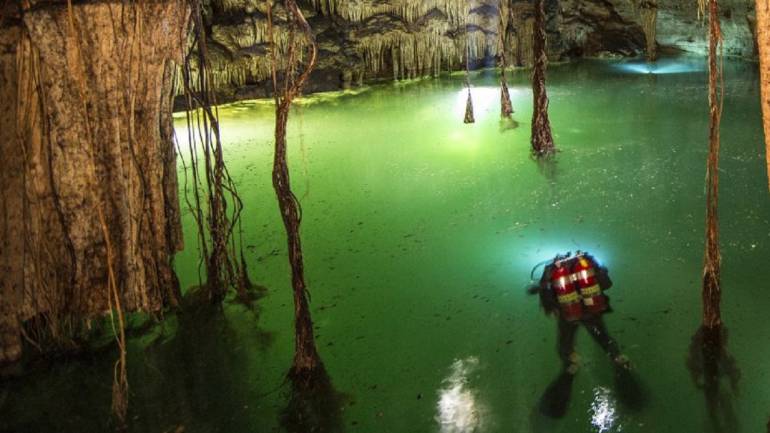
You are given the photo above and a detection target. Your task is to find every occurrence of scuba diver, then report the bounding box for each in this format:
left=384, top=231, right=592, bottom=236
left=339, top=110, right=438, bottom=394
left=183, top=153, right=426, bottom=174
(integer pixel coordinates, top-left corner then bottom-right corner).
left=529, top=251, right=630, bottom=374
left=529, top=251, right=646, bottom=420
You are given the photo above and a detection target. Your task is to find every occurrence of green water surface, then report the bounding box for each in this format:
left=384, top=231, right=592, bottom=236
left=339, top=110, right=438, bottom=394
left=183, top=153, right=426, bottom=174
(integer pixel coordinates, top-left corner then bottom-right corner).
left=2, top=56, right=769, bottom=433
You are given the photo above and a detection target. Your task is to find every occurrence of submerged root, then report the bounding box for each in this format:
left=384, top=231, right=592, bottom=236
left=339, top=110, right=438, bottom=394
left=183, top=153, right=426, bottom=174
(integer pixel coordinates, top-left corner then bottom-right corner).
left=281, top=364, right=345, bottom=433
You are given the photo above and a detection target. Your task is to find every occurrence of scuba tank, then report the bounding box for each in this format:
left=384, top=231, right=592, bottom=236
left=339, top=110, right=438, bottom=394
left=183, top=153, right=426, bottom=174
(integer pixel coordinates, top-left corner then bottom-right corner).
left=571, top=252, right=609, bottom=315
left=549, top=254, right=583, bottom=321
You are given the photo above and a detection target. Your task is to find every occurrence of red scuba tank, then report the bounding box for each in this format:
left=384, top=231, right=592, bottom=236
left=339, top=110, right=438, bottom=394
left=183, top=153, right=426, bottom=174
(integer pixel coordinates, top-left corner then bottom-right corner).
left=572, top=255, right=608, bottom=315
left=550, top=259, right=583, bottom=321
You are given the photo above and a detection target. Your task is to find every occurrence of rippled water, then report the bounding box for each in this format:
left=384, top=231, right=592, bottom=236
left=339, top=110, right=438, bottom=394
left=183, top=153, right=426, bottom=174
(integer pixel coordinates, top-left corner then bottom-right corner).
left=2, top=55, right=769, bottom=433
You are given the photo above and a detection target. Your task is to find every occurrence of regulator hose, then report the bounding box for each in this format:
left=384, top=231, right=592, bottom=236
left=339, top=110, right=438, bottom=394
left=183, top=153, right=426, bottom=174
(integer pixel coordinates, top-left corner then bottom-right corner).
left=529, top=258, right=553, bottom=281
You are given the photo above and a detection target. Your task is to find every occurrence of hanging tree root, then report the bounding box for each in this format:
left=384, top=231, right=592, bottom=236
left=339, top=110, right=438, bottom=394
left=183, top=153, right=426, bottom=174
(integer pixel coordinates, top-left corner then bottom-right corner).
left=181, top=0, right=252, bottom=306
left=462, top=4, right=475, bottom=124
left=500, top=80, right=513, bottom=119
left=531, top=0, right=555, bottom=157
left=464, top=89, right=475, bottom=124
left=267, top=0, right=325, bottom=384
left=702, top=0, right=723, bottom=330
left=498, top=6, right=514, bottom=119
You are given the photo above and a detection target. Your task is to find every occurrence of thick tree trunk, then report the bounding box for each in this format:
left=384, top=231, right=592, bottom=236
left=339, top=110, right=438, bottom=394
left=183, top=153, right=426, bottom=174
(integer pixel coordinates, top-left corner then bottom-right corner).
left=757, top=0, right=770, bottom=190
left=703, top=0, right=722, bottom=330
left=531, top=0, right=555, bottom=157
left=0, top=0, right=188, bottom=364
left=0, top=22, right=24, bottom=366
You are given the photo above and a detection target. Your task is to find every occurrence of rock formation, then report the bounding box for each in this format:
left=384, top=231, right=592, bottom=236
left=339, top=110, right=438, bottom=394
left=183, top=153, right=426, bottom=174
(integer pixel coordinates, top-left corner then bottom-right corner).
left=199, top=0, right=651, bottom=102
left=198, top=0, right=757, bottom=103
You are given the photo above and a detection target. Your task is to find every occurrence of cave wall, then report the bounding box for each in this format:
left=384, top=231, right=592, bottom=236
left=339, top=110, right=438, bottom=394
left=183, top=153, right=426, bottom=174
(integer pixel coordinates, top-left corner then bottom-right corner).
left=657, top=0, right=757, bottom=57
left=200, top=0, right=649, bottom=101
left=200, top=0, right=755, bottom=102
left=0, top=0, right=188, bottom=365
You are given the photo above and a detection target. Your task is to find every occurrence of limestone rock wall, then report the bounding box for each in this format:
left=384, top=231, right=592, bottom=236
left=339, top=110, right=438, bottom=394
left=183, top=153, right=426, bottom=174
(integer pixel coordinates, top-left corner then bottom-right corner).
left=200, top=0, right=756, bottom=102
left=200, top=0, right=650, bottom=101
left=657, top=0, right=757, bottom=57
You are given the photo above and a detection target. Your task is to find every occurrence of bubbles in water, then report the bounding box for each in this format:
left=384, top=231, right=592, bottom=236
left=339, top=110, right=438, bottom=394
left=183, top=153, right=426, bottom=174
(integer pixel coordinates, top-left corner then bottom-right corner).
left=436, top=356, right=485, bottom=433
left=589, top=386, right=620, bottom=433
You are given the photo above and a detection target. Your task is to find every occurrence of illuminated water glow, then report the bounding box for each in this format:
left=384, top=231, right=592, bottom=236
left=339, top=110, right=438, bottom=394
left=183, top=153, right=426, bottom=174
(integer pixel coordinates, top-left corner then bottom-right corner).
left=453, top=87, right=520, bottom=121
left=612, top=58, right=705, bottom=75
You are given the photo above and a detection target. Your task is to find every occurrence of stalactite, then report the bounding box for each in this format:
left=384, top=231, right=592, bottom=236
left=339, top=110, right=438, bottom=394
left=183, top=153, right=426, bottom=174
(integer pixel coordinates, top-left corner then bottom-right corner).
left=267, top=0, right=325, bottom=386
left=310, top=0, right=467, bottom=25
left=531, top=0, right=555, bottom=157
left=639, top=0, right=658, bottom=62
left=198, top=0, right=500, bottom=88
left=757, top=0, right=770, bottom=190
left=702, top=0, right=723, bottom=330
left=627, top=0, right=658, bottom=61
left=516, top=15, right=535, bottom=67
left=355, top=31, right=467, bottom=81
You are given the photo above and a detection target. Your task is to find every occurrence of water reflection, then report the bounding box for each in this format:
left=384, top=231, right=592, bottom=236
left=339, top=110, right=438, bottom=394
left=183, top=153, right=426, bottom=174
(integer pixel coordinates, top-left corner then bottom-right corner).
left=279, top=365, right=346, bottom=433
left=589, top=386, right=620, bottom=433
left=436, top=356, right=486, bottom=433
left=612, top=58, right=706, bottom=75
left=687, top=325, right=741, bottom=433
left=454, top=87, right=523, bottom=122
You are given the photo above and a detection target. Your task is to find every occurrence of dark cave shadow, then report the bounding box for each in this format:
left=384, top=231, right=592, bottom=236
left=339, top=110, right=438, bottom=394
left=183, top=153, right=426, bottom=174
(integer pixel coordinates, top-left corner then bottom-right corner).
left=612, top=362, right=649, bottom=412
left=537, top=369, right=575, bottom=419
left=279, top=366, right=347, bottom=433
left=532, top=358, right=648, bottom=422
left=127, top=287, right=276, bottom=432
left=529, top=369, right=573, bottom=433
left=686, top=325, right=741, bottom=433
left=532, top=315, right=649, bottom=426
left=141, top=283, right=275, bottom=352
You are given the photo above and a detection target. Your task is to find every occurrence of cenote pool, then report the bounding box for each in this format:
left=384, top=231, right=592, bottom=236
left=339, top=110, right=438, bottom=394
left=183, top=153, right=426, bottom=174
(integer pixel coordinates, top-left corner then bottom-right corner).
left=2, top=55, right=770, bottom=433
